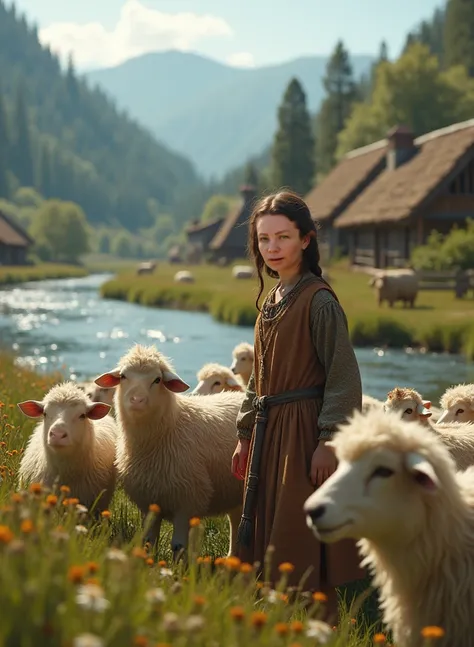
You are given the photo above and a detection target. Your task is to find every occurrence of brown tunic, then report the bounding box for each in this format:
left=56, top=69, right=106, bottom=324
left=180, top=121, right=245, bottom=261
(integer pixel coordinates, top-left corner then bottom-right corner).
left=236, top=274, right=366, bottom=591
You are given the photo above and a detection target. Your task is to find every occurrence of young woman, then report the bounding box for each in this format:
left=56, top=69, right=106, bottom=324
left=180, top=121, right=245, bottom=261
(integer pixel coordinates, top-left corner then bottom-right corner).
left=231, top=190, right=366, bottom=614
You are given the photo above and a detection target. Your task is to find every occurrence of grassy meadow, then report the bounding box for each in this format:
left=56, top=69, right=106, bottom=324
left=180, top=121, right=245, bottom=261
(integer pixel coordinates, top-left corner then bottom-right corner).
left=0, top=263, right=88, bottom=286
left=101, top=260, right=474, bottom=359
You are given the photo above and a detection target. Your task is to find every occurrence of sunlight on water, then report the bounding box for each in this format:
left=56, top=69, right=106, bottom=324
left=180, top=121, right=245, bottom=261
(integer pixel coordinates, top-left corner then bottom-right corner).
left=0, top=273, right=473, bottom=401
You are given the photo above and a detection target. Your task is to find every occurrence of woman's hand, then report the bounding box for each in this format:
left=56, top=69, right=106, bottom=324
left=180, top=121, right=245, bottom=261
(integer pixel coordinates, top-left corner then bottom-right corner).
left=310, top=440, right=337, bottom=487
left=231, top=439, right=250, bottom=480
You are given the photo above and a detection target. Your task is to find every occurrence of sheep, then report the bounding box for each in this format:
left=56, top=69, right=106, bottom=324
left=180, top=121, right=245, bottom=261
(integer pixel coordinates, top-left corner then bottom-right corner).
left=137, top=261, right=156, bottom=275
left=230, top=342, right=254, bottom=385
left=362, top=393, right=384, bottom=414
left=192, top=363, right=244, bottom=395
left=232, top=265, right=254, bottom=279
left=94, top=344, right=245, bottom=559
left=85, top=383, right=116, bottom=407
left=438, top=383, right=474, bottom=424
left=174, top=270, right=194, bottom=283
left=17, top=382, right=117, bottom=513
left=303, top=407, right=474, bottom=647
left=369, top=270, right=418, bottom=308
left=383, top=387, right=434, bottom=425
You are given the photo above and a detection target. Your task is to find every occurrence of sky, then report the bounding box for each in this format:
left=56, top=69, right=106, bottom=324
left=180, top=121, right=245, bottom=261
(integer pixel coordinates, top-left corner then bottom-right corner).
left=12, top=0, right=445, bottom=71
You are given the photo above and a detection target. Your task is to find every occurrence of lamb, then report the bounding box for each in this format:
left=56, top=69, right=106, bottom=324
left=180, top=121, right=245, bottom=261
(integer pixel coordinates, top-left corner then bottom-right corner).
left=17, top=382, right=117, bottom=513
left=369, top=270, right=418, bottom=308
left=232, top=265, right=254, bottom=279
left=230, top=342, right=254, bottom=385
left=438, top=383, right=474, bottom=424
left=174, top=270, right=194, bottom=283
left=85, top=383, right=116, bottom=407
left=192, top=362, right=244, bottom=395
left=94, top=344, right=245, bottom=558
left=303, top=407, right=474, bottom=647
left=383, top=386, right=435, bottom=425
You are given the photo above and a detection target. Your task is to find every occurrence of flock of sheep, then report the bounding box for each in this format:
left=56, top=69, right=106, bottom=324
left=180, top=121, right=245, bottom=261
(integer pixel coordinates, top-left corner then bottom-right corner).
left=14, top=337, right=474, bottom=646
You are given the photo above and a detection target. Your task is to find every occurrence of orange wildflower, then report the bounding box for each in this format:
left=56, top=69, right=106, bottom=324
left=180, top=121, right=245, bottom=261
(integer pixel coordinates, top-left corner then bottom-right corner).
left=158, top=560, right=167, bottom=567
left=146, top=558, right=154, bottom=566
left=224, top=556, right=241, bottom=571
left=132, top=547, right=148, bottom=559
left=60, top=485, right=71, bottom=494
left=67, top=565, right=85, bottom=584
left=46, top=494, right=58, bottom=506
left=278, top=562, right=294, bottom=573
left=373, top=634, right=386, bottom=644
left=421, top=626, right=445, bottom=639
left=189, top=517, right=201, bottom=527
left=275, top=622, right=289, bottom=636
left=29, top=483, right=42, bottom=495
left=230, top=606, right=245, bottom=622
left=148, top=504, right=160, bottom=513
left=20, top=519, right=34, bottom=534
left=11, top=493, right=23, bottom=503
left=193, top=595, right=206, bottom=607
left=133, top=636, right=148, bottom=647
left=0, top=525, right=14, bottom=544
left=240, top=562, right=253, bottom=574
left=250, top=611, right=267, bottom=629
left=86, top=561, right=99, bottom=574
left=290, top=620, right=304, bottom=634
left=101, top=510, right=111, bottom=518
left=312, top=591, right=328, bottom=603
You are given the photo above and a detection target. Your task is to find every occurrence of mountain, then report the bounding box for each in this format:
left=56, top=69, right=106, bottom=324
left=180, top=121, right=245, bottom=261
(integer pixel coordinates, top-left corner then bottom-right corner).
left=85, top=51, right=373, bottom=179
left=0, top=2, right=204, bottom=231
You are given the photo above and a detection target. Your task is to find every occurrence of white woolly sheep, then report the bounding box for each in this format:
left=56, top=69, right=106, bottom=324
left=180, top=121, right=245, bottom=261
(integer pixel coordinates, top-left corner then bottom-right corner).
left=137, top=261, right=156, bottom=275
left=304, top=407, right=474, bottom=647
left=230, top=342, right=254, bottom=385
left=383, top=386, right=434, bottom=425
left=438, top=383, right=474, bottom=424
left=369, top=269, right=418, bottom=308
left=174, top=270, right=194, bottom=283
left=192, top=362, right=244, bottom=395
left=17, top=382, right=117, bottom=513
left=232, top=265, right=254, bottom=279
left=94, top=344, right=245, bottom=558
left=362, top=393, right=384, bottom=414
left=85, top=383, right=116, bottom=407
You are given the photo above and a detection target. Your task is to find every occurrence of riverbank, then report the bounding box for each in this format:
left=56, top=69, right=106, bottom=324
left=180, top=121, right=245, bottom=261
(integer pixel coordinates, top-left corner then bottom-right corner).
left=0, top=263, right=88, bottom=285
left=101, top=262, right=474, bottom=359
left=0, top=352, right=382, bottom=644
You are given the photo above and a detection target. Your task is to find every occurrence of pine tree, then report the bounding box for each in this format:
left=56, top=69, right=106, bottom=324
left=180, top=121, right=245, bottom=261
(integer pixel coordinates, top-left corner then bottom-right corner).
left=12, top=83, right=35, bottom=187
left=270, top=78, right=315, bottom=196
left=0, top=88, right=10, bottom=198
left=444, top=0, right=474, bottom=75
left=243, top=161, right=258, bottom=188
left=315, top=41, right=356, bottom=174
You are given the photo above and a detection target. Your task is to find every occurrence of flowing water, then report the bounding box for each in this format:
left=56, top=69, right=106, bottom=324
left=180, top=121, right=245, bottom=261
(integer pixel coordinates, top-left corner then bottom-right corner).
left=0, top=274, right=473, bottom=402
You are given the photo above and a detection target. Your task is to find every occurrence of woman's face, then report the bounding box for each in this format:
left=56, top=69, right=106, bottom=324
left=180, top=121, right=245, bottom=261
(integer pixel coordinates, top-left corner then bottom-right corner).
left=256, top=214, right=309, bottom=276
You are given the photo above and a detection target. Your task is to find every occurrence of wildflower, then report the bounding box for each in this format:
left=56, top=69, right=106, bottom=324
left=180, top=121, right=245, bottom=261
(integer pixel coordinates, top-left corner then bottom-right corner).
left=185, top=614, right=205, bottom=632
left=306, top=620, right=333, bottom=643
left=421, top=626, right=445, bottom=639
left=132, top=547, right=148, bottom=559
left=193, top=595, right=206, bottom=608
left=275, top=622, right=289, bottom=636
left=46, top=494, right=58, bottom=506
left=290, top=620, right=304, bottom=634
left=75, top=525, right=88, bottom=535
left=72, top=633, right=104, bottom=647
left=267, top=589, right=288, bottom=604
left=20, top=519, right=34, bottom=534
left=145, top=588, right=166, bottom=605
left=11, top=493, right=23, bottom=503
left=214, top=557, right=225, bottom=566
left=133, top=636, right=148, bottom=647
left=373, top=634, right=386, bottom=644
left=278, top=562, right=294, bottom=573
left=106, top=548, right=127, bottom=563
left=146, top=557, right=154, bottom=566
left=158, top=560, right=167, bottom=567
left=312, top=591, right=328, bottom=603
left=29, top=483, right=42, bottom=495
left=250, top=611, right=267, bottom=629
left=60, top=485, right=71, bottom=494
left=86, top=562, right=99, bottom=574
left=149, top=503, right=160, bottom=513
left=230, top=606, right=245, bottom=622
left=224, top=556, right=241, bottom=571
left=240, top=562, right=253, bottom=574
left=160, top=567, right=173, bottom=578
left=189, top=517, right=201, bottom=527
left=76, top=583, right=110, bottom=612
left=100, top=510, right=110, bottom=519
left=162, top=611, right=181, bottom=634
left=68, top=565, right=85, bottom=584
left=76, top=504, right=88, bottom=515
left=0, top=525, right=14, bottom=544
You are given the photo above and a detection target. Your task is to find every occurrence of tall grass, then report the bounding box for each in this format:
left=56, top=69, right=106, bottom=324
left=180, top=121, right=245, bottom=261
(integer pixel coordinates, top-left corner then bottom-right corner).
left=0, top=263, right=88, bottom=285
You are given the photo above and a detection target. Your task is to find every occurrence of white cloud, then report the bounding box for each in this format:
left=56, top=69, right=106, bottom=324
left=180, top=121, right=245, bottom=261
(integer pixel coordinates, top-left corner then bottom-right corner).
left=38, top=0, right=233, bottom=69
left=226, top=52, right=256, bottom=68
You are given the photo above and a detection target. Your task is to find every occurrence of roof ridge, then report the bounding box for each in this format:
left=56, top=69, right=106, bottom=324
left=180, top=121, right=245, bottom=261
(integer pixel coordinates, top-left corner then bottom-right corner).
left=415, top=118, right=474, bottom=145
left=345, top=138, right=387, bottom=159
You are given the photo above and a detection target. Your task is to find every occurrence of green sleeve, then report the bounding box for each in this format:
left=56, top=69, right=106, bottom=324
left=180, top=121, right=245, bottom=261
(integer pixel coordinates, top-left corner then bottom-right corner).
left=310, top=290, right=362, bottom=440
left=236, top=369, right=256, bottom=440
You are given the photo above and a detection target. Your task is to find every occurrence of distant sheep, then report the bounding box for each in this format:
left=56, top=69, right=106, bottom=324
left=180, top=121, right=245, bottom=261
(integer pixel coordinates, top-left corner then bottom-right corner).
left=192, top=363, right=244, bottom=395
left=369, top=269, right=418, bottom=308
left=137, top=261, right=156, bottom=275
left=438, top=383, right=474, bottom=424
left=17, top=382, right=117, bottom=512
left=174, top=270, right=194, bottom=283
left=232, top=265, right=254, bottom=279
left=304, top=407, right=474, bottom=647
left=94, top=344, right=245, bottom=558
left=230, top=342, right=254, bottom=385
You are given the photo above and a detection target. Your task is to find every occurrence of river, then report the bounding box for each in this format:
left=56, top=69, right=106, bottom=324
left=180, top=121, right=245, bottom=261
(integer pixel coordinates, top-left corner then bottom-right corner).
left=0, top=274, right=473, bottom=402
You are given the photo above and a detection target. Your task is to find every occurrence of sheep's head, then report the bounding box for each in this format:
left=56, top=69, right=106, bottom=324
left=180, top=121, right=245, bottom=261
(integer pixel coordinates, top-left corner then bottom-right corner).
left=85, top=383, right=116, bottom=406
left=304, top=408, right=453, bottom=546
left=230, top=342, right=254, bottom=381
left=95, top=344, right=189, bottom=416
left=192, top=363, right=243, bottom=395
left=438, top=383, right=474, bottom=424
left=17, top=382, right=110, bottom=451
left=383, top=386, right=432, bottom=424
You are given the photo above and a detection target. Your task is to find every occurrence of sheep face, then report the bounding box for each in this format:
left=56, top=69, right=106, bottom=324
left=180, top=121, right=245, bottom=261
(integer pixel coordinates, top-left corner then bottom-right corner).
left=230, top=345, right=254, bottom=378
left=384, top=388, right=432, bottom=425
left=18, top=385, right=110, bottom=451
left=95, top=354, right=189, bottom=415
left=192, top=363, right=243, bottom=395
left=304, top=446, right=438, bottom=546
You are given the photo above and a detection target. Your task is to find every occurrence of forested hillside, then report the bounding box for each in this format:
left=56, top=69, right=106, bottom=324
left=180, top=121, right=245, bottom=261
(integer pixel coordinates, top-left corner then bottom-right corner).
left=0, top=1, right=203, bottom=232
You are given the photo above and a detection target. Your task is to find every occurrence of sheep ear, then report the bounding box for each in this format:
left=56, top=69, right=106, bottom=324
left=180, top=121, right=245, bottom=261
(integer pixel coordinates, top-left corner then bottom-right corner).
left=226, top=375, right=241, bottom=388
left=86, top=402, right=111, bottom=420
left=404, top=452, right=439, bottom=492
left=95, top=371, right=121, bottom=388
left=416, top=402, right=432, bottom=417
left=162, top=370, right=190, bottom=393
left=17, top=400, right=44, bottom=418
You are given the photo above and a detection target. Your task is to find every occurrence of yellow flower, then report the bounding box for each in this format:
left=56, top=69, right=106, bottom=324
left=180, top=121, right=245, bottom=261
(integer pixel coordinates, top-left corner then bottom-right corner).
left=278, top=561, right=294, bottom=573
left=100, top=510, right=111, bottom=519
left=421, top=626, right=445, bottom=639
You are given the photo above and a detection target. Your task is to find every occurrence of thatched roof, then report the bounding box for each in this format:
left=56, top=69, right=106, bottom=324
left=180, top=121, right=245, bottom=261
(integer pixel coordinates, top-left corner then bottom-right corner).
left=0, top=210, right=32, bottom=247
